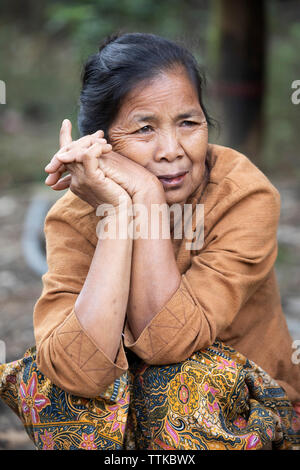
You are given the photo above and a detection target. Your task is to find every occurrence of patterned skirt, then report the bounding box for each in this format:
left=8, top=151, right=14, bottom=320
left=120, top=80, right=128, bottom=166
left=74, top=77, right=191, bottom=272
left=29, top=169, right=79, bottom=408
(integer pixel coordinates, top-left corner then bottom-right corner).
left=0, top=340, right=300, bottom=450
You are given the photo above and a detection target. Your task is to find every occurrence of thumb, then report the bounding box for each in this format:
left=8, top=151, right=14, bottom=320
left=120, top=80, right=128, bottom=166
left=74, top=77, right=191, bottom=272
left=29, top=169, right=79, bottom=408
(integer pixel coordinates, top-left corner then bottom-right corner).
left=59, top=119, right=73, bottom=149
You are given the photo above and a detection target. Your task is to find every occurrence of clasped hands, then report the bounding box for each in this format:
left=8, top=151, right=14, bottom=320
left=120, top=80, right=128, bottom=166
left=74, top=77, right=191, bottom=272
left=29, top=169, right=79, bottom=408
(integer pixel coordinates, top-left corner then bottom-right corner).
left=44, top=119, right=162, bottom=209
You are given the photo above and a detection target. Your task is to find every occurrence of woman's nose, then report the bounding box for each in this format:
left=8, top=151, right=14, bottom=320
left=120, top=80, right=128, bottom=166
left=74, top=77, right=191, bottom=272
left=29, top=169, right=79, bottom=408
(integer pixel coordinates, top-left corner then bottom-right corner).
left=154, top=132, right=184, bottom=162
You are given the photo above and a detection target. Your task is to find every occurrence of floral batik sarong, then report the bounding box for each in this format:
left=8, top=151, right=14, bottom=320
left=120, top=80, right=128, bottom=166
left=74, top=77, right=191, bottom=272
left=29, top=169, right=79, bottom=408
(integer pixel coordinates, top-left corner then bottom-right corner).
left=1, top=340, right=300, bottom=450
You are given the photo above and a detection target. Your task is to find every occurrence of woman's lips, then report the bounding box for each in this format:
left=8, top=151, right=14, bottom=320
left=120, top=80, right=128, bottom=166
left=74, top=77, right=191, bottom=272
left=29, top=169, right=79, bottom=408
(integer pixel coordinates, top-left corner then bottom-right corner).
left=157, top=171, right=188, bottom=188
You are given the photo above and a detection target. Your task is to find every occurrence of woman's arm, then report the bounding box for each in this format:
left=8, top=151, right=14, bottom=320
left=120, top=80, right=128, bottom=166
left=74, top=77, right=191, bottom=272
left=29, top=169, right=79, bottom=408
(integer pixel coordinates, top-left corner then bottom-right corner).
left=36, top=121, right=135, bottom=397
left=34, top=195, right=132, bottom=398
left=44, top=119, right=134, bottom=363
left=126, top=187, right=181, bottom=340
left=124, top=182, right=281, bottom=365
left=75, top=203, right=133, bottom=362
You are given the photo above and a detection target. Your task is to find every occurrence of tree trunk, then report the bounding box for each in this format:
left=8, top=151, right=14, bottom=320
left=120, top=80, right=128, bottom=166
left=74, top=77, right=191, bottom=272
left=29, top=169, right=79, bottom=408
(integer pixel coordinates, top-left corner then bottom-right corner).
left=213, top=0, right=266, bottom=164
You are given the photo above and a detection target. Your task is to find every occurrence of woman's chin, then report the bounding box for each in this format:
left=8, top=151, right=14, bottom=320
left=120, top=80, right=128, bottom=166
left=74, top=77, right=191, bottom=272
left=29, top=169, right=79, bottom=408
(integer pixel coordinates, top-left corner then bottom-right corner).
left=164, top=189, right=188, bottom=207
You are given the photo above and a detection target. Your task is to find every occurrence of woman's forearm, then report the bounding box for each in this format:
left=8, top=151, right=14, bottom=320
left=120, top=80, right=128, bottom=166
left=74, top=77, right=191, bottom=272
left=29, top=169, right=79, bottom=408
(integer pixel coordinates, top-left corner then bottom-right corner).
left=127, top=189, right=181, bottom=340
left=74, top=206, right=133, bottom=362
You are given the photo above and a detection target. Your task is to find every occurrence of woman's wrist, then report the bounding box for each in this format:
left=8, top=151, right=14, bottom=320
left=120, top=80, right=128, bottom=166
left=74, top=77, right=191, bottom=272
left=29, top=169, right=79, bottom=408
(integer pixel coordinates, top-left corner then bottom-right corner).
left=132, top=179, right=165, bottom=205
left=96, top=197, right=133, bottom=241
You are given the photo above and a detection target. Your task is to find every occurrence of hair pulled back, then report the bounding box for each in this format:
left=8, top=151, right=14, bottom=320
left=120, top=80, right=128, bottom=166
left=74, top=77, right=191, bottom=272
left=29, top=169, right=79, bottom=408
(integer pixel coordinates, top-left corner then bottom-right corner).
left=78, top=32, right=213, bottom=140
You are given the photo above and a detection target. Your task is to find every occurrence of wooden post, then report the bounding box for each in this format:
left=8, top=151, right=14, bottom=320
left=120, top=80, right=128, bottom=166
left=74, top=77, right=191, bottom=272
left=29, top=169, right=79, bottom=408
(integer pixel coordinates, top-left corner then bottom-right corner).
left=213, top=0, right=266, bottom=164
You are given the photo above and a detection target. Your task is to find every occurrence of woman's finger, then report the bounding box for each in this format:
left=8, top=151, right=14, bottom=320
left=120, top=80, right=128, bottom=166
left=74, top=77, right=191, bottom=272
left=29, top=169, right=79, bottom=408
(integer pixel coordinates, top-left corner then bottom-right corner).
left=57, top=130, right=105, bottom=155
left=45, top=161, right=81, bottom=186
left=82, top=149, right=99, bottom=176
left=59, top=119, right=73, bottom=149
left=49, top=173, right=72, bottom=191
left=57, top=139, right=110, bottom=164
left=45, top=172, right=62, bottom=186
left=46, top=161, right=80, bottom=190
left=45, top=164, right=67, bottom=186
left=76, top=129, right=105, bottom=147
left=100, top=141, right=113, bottom=153
left=45, top=147, right=83, bottom=174
left=81, top=141, right=112, bottom=175
left=45, top=136, right=107, bottom=174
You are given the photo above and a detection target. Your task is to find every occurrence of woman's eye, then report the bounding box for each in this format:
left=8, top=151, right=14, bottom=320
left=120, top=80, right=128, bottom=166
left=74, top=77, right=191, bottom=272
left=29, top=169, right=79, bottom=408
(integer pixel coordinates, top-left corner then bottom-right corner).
left=181, top=120, right=197, bottom=127
left=135, top=125, right=153, bottom=134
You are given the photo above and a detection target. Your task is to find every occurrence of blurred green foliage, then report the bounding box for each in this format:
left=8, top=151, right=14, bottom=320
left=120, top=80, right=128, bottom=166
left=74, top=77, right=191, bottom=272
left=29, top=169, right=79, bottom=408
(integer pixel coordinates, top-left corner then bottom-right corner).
left=264, top=5, right=300, bottom=176
left=44, top=0, right=210, bottom=52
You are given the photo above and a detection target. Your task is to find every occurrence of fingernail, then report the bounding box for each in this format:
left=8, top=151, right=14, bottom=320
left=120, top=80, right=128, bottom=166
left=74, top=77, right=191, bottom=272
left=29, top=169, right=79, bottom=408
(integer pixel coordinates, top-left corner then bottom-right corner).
left=62, top=119, right=68, bottom=126
left=45, top=175, right=51, bottom=183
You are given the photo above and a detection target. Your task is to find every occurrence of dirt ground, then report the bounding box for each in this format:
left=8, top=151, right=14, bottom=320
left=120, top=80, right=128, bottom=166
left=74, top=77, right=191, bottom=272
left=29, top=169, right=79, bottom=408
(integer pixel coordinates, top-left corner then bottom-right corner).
left=0, top=177, right=300, bottom=450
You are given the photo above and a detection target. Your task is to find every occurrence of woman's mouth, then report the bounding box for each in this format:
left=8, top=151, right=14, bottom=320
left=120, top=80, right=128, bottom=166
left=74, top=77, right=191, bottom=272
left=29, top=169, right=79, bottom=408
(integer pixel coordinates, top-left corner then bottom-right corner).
left=157, top=171, right=188, bottom=188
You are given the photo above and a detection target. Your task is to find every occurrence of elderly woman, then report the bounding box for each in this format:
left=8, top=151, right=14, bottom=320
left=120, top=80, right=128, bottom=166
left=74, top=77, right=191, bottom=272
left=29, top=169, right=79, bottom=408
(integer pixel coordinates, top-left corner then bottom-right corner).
left=1, top=32, right=300, bottom=451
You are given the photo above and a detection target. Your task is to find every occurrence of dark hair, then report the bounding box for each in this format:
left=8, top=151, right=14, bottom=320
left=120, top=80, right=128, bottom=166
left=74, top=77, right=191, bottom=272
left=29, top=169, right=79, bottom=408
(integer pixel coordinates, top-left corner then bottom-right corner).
left=78, top=32, right=214, bottom=140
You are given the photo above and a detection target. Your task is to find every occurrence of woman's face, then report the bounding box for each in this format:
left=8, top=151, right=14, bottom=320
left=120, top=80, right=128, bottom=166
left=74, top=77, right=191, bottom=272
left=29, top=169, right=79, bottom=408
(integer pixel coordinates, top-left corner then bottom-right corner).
left=108, top=66, right=208, bottom=206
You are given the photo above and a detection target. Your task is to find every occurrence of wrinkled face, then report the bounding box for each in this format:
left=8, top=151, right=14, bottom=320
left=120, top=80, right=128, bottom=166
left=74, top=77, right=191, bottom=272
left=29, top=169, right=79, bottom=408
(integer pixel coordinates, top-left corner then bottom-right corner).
left=108, top=66, right=208, bottom=205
